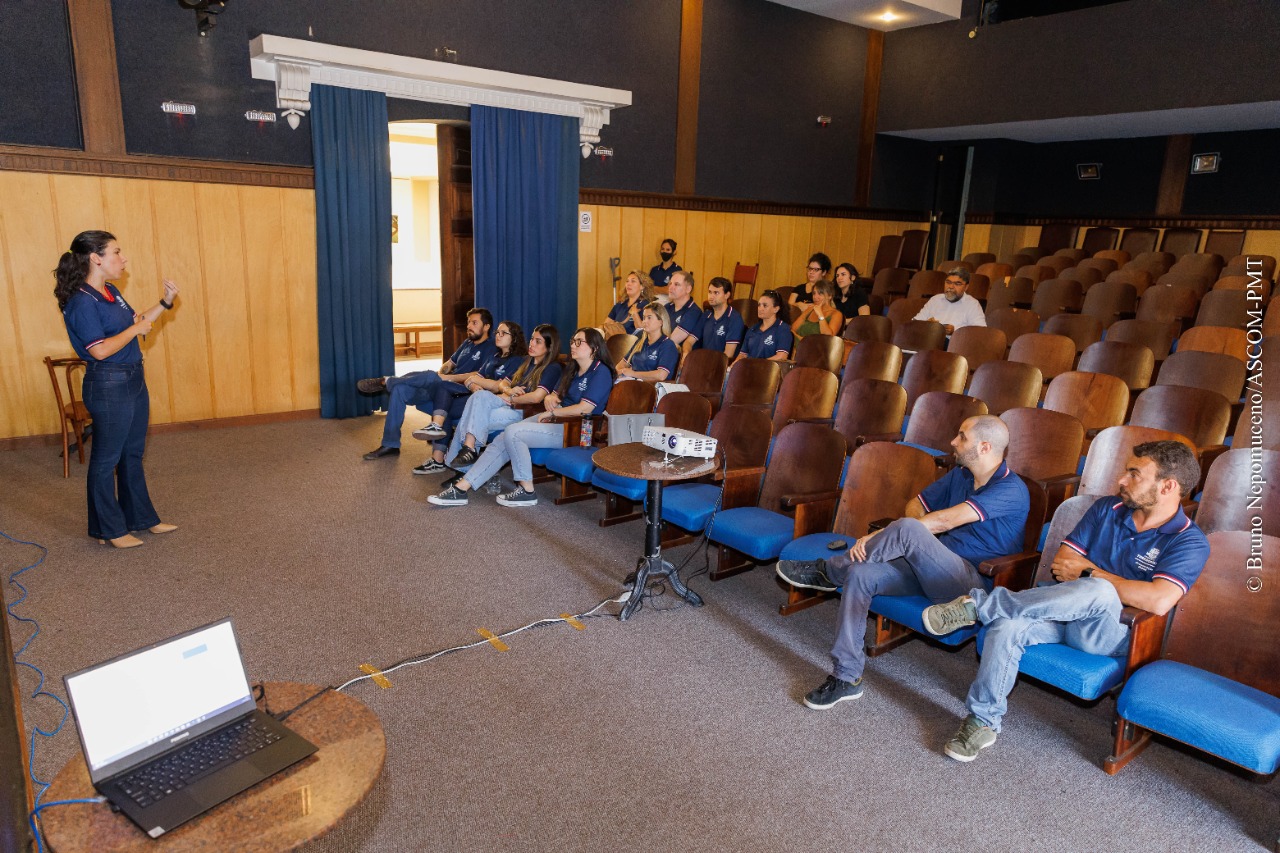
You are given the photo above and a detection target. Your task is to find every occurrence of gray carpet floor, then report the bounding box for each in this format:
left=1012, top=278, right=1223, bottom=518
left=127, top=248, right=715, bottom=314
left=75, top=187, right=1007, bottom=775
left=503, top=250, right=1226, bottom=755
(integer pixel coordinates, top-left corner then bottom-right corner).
left=2, top=413, right=1276, bottom=852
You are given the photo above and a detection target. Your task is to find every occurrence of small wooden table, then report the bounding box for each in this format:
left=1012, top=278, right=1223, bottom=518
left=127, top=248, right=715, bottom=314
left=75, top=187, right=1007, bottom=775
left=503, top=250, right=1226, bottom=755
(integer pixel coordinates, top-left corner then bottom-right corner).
left=39, top=682, right=385, bottom=853
left=393, top=322, right=442, bottom=357
left=592, top=443, right=717, bottom=620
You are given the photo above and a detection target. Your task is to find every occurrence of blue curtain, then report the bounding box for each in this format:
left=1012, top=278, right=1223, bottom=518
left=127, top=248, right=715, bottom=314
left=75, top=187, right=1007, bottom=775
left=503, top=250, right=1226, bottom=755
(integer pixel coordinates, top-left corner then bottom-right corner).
left=472, top=106, right=579, bottom=343
left=311, top=85, right=393, bottom=418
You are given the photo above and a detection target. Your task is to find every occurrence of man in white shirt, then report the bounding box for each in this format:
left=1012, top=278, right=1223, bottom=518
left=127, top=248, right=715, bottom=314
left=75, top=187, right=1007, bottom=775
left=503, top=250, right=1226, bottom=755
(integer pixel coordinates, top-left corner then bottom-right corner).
left=914, top=267, right=986, bottom=334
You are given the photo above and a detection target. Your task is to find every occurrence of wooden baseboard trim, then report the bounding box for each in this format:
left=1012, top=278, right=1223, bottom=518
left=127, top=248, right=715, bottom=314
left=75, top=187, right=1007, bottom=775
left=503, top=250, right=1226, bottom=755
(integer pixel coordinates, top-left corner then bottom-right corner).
left=0, top=409, right=322, bottom=452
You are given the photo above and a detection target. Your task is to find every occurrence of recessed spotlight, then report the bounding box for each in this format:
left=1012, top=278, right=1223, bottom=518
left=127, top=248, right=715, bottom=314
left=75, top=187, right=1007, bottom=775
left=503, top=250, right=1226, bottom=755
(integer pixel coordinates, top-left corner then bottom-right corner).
left=880, top=11, right=898, bottom=22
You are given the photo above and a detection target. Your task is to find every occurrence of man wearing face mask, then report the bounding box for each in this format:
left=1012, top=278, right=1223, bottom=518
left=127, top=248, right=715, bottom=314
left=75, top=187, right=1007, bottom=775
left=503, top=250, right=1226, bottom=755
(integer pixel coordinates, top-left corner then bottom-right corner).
left=649, top=238, right=682, bottom=294
left=914, top=267, right=986, bottom=335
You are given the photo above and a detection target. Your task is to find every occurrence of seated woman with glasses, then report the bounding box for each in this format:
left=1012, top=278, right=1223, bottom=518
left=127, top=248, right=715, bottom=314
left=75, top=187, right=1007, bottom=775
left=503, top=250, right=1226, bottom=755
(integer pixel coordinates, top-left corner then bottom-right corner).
left=411, top=321, right=528, bottom=474
left=429, top=328, right=615, bottom=508
left=732, top=289, right=794, bottom=363
left=601, top=270, right=653, bottom=338
left=615, top=304, right=679, bottom=383
left=790, top=279, right=844, bottom=339
left=442, top=324, right=562, bottom=470
left=788, top=253, right=832, bottom=305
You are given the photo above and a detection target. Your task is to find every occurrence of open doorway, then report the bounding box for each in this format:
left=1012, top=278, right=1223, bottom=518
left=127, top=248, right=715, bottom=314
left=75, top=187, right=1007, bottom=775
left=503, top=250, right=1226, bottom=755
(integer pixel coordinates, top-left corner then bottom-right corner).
left=389, top=121, right=445, bottom=373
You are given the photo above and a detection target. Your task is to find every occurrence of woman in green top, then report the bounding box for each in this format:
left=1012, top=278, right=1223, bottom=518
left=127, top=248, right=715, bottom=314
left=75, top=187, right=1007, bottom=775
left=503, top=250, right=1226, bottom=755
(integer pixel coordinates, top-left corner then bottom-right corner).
left=790, top=279, right=844, bottom=339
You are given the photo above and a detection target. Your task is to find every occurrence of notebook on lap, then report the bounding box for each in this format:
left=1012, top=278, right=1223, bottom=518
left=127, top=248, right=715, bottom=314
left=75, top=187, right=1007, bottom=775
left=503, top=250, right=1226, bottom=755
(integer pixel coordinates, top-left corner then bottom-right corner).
left=63, top=618, right=317, bottom=838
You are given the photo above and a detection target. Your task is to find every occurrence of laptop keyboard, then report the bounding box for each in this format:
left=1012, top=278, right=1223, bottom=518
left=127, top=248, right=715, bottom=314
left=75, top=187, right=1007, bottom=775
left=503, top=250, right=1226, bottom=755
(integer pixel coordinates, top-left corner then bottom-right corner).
left=118, top=716, right=282, bottom=808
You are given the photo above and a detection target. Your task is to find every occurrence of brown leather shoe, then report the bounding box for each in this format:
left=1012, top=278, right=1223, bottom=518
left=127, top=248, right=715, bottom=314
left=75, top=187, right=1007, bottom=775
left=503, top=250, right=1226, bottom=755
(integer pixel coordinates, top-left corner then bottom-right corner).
left=363, top=446, right=400, bottom=460
left=356, top=377, right=388, bottom=394
left=99, top=534, right=144, bottom=549
left=149, top=523, right=178, bottom=534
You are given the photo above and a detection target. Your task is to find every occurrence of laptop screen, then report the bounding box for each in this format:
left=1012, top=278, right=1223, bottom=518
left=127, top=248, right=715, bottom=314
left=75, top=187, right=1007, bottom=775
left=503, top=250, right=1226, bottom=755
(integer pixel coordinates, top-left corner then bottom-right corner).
left=65, top=620, right=254, bottom=778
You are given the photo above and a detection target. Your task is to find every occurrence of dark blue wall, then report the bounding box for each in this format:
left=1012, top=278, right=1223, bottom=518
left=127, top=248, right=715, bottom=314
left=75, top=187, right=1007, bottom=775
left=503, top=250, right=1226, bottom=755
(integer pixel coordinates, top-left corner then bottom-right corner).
left=0, top=1, right=80, bottom=150
left=1182, top=129, right=1280, bottom=217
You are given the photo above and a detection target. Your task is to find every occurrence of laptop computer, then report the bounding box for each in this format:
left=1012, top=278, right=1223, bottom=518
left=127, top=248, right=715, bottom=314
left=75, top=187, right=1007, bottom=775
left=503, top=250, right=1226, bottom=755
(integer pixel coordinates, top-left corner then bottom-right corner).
left=63, top=618, right=317, bottom=838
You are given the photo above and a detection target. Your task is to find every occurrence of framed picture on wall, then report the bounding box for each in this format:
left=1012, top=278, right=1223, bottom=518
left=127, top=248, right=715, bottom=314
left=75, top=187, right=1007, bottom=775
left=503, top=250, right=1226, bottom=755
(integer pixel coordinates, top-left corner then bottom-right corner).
left=1191, top=153, right=1220, bottom=174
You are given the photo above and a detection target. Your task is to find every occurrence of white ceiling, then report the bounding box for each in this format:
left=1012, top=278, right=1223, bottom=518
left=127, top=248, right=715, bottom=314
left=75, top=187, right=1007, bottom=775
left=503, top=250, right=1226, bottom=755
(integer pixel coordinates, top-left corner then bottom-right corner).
left=766, top=0, right=963, bottom=31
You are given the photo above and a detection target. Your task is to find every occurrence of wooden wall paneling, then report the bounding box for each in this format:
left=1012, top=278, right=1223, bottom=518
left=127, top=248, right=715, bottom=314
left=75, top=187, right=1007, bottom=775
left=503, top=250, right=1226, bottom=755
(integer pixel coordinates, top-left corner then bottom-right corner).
left=101, top=176, right=173, bottom=423
left=771, top=216, right=795, bottom=289
left=641, top=207, right=665, bottom=272
left=150, top=180, right=213, bottom=424
left=578, top=203, right=599, bottom=328
left=789, top=215, right=813, bottom=283
left=738, top=213, right=763, bottom=288
left=701, top=213, right=726, bottom=293
left=757, top=215, right=780, bottom=292
left=1242, top=230, right=1280, bottom=261
left=684, top=209, right=707, bottom=295
left=0, top=175, right=42, bottom=438
left=619, top=206, right=645, bottom=279
left=959, top=223, right=992, bottom=263
left=194, top=183, right=255, bottom=418
left=280, top=189, right=319, bottom=409
left=240, top=186, right=294, bottom=413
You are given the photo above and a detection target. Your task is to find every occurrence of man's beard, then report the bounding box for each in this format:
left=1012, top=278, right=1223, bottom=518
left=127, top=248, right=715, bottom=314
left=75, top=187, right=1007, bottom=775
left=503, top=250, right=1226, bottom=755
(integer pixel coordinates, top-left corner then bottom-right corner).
left=1118, top=484, right=1158, bottom=510
left=955, top=445, right=980, bottom=468
left=467, top=329, right=483, bottom=341
left=945, top=291, right=963, bottom=303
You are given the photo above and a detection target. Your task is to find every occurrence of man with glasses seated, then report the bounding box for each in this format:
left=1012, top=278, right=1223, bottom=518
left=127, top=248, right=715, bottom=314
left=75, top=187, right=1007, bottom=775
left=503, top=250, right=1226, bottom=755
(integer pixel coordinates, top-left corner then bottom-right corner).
left=915, top=267, right=986, bottom=335
left=356, top=307, right=497, bottom=460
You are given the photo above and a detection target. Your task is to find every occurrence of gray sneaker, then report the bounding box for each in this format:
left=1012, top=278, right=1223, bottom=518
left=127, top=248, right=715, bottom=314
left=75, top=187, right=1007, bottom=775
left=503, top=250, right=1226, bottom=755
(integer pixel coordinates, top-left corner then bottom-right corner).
left=427, top=484, right=469, bottom=506
left=413, top=459, right=448, bottom=475
left=776, top=559, right=837, bottom=592
left=412, top=423, right=447, bottom=440
left=922, top=595, right=978, bottom=636
left=944, top=715, right=997, bottom=762
left=496, top=485, right=538, bottom=507
left=803, top=675, right=863, bottom=710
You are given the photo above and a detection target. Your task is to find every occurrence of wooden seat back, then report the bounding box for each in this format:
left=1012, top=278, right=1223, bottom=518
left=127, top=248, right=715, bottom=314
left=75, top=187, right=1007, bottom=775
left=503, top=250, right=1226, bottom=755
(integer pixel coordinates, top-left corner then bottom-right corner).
left=1031, top=278, right=1084, bottom=317
left=1078, top=425, right=1196, bottom=496
left=946, top=325, right=1007, bottom=374
left=678, top=348, right=728, bottom=394
left=1001, top=407, right=1085, bottom=483
left=1118, top=228, right=1158, bottom=258
left=843, top=340, right=902, bottom=383
left=1155, top=350, right=1246, bottom=402
left=771, top=366, right=838, bottom=435
left=1043, top=371, right=1130, bottom=437
left=907, top=269, right=946, bottom=300
left=1196, top=449, right=1280, bottom=538
left=793, top=334, right=843, bottom=374
left=1009, top=332, right=1077, bottom=382
left=886, top=297, right=928, bottom=332
left=1130, top=385, right=1231, bottom=449
left=722, top=358, right=782, bottom=408
left=901, top=349, right=968, bottom=411
left=892, top=319, right=947, bottom=353
left=871, top=267, right=909, bottom=299
left=1159, top=228, right=1203, bottom=258
left=902, top=392, right=987, bottom=455
left=969, top=361, right=1043, bottom=415
left=1105, top=319, right=1176, bottom=362
left=833, top=442, right=941, bottom=538
left=606, top=333, right=638, bottom=368
left=842, top=313, right=892, bottom=344
left=985, top=307, right=1041, bottom=347
left=1081, top=280, right=1138, bottom=328
left=834, top=378, right=907, bottom=450
left=1178, top=325, right=1247, bottom=362
left=1078, top=340, right=1154, bottom=393
left=656, top=391, right=713, bottom=434
left=710, top=404, right=773, bottom=471
left=757, top=423, right=847, bottom=513
left=44, top=355, right=91, bottom=478
left=1192, top=291, right=1248, bottom=333
left=1042, top=313, right=1104, bottom=354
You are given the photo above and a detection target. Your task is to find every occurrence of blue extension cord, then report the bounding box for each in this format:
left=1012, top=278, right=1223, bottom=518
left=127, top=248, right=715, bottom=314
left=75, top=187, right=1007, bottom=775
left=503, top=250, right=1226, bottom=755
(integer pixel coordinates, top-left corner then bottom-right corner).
left=2, top=528, right=103, bottom=852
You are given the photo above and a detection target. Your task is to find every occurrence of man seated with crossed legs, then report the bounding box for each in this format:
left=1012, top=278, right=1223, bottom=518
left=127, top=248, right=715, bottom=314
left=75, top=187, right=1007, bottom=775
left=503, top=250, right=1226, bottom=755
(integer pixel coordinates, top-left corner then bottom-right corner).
left=777, top=416, right=1029, bottom=711
left=922, top=440, right=1210, bottom=763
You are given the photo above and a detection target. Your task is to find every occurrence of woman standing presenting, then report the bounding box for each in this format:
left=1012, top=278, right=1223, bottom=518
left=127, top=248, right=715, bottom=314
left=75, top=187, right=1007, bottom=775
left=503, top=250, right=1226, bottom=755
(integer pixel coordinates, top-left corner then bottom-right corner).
left=54, top=230, right=179, bottom=549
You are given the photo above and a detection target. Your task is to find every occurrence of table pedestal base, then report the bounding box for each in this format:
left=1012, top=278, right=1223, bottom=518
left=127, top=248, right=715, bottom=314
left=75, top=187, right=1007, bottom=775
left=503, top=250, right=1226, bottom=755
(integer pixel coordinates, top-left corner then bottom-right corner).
left=618, top=477, right=704, bottom=621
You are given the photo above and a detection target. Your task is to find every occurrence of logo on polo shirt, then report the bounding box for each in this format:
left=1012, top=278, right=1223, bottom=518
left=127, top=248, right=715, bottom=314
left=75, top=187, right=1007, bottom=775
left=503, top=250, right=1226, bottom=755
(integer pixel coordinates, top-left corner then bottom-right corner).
left=578, top=377, right=588, bottom=391
left=470, top=351, right=482, bottom=361
left=1135, top=546, right=1161, bottom=574
left=763, top=335, right=774, bottom=346
left=716, top=326, right=726, bottom=337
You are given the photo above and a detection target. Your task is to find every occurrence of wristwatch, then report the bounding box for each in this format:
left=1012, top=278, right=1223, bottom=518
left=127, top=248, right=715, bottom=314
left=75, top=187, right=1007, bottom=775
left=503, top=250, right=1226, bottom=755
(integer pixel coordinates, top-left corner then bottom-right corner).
left=1079, top=568, right=1093, bottom=578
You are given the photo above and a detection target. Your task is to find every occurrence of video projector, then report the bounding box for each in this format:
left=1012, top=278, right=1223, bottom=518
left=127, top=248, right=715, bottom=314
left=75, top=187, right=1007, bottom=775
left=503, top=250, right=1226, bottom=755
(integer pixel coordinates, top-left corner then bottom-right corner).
left=641, top=425, right=718, bottom=459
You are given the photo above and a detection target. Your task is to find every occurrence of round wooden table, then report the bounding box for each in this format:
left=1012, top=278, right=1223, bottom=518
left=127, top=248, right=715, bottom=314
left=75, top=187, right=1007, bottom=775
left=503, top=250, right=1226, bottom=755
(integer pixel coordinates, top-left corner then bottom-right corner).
left=40, top=682, right=385, bottom=852
left=592, top=443, right=718, bottom=620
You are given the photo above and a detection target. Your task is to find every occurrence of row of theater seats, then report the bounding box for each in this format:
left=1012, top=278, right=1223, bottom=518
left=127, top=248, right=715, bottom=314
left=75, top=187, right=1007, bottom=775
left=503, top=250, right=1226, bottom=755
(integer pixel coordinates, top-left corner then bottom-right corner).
left=512, top=313, right=1278, bottom=787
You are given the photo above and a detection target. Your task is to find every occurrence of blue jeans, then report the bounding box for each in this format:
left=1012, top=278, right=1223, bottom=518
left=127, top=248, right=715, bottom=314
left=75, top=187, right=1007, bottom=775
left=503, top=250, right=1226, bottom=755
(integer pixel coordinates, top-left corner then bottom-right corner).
left=381, top=371, right=442, bottom=448
left=463, top=415, right=565, bottom=489
left=446, top=390, right=523, bottom=465
left=965, top=578, right=1130, bottom=731
left=81, top=363, right=160, bottom=540
left=431, top=380, right=470, bottom=419
left=822, top=518, right=986, bottom=684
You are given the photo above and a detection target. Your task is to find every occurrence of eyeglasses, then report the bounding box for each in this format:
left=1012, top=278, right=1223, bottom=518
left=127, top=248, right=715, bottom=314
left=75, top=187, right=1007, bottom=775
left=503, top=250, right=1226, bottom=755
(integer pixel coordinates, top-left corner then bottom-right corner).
left=570, top=337, right=588, bottom=346
left=807, top=266, right=823, bottom=272
left=496, top=329, right=511, bottom=336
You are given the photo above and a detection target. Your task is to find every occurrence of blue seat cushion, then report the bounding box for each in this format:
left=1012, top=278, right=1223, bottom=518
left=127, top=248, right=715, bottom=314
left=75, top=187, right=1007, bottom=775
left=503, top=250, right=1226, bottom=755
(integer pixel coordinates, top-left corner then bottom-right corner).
left=544, top=446, right=598, bottom=482
left=591, top=468, right=647, bottom=501
left=529, top=446, right=555, bottom=467
left=779, top=533, right=849, bottom=562
left=978, top=629, right=1124, bottom=700
left=899, top=441, right=947, bottom=457
left=661, top=483, right=721, bottom=532
left=871, top=594, right=977, bottom=647
left=708, top=507, right=795, bottom=562
left=1117, top=660, right=1280, bottom=774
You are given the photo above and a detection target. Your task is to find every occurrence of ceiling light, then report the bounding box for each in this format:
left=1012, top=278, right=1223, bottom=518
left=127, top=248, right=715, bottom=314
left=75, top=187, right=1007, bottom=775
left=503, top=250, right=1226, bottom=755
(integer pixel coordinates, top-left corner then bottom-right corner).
left=880, top=11, right=898, bottom=22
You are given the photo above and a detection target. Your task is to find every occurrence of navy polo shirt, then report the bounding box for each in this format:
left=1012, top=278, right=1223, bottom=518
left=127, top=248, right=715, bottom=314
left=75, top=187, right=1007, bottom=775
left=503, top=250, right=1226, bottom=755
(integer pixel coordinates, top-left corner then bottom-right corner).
left=562, top=360, right=613, bottom=414
left=917, top=460, right=1030, bottom=567
left=608, top=297, right=649, bottom=334
left=483, top=353, right=524, bottom=381
left=62, top=284, right=141, bottom=364
left=649, top=262, right=681, bottom=290
left=1062, top=497, right=1209, bottom=594
left=666, top=298, right=706, bottom=343
left=629, top=335, right=680, bottom=379
left=448, top=338, right=499, bottom=375
left=700, top=306, right=746, bottom=353
left=535, top=362, right=563, bottom=394
left=740, top=320, right=794, bottom=359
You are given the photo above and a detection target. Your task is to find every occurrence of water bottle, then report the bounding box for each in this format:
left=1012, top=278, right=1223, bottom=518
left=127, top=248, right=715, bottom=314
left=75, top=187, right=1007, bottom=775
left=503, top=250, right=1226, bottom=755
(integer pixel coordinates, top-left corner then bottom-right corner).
left=579, top=418, right=594, bottom=447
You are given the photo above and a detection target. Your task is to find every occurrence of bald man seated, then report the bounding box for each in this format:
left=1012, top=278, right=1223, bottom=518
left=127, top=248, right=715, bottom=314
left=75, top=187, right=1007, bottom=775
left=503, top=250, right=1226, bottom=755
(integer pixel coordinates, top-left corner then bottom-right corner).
left=776, top=416, right=1030, bottom=711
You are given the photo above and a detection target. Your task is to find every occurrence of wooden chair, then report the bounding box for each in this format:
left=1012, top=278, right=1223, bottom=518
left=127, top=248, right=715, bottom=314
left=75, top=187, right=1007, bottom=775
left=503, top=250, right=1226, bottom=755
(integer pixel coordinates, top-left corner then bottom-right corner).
left=843, top=340, right=902, bottom=383
left=1042, top=313, right=1103, bottom=356
left=1137, top=284, right=1200, bottom=333
left=936, top=259, right=974, bottom=273
left=775, top=442, right=940, bottom=616
left=946, top=326, right=1005, bottom=375
left=677, top=348, right=729, bottom=413
left=1077, top=256, right=1119, bottom=279
left=1031, top=279, right=1084, bottom=317
left=720, top=358, right=782, bottom=411
left=833, top=378, right=907, bottom=451
left=1170, top=253, right=1225, bottom=284
left=591, top=391, right=714, bottom=526
left=1054, top=247, right=1089, bottom=264
left=892, top=320, right=946, bottom=353
left=1130, top=385, right=1231, bottom=451
left=841, top=313, right=892, bottom=345
left=1078, top=341, right=1154, bottom=394
left=871, top=235, right=904, bottom=275
left=985, top=308, right=1041, bottom=350
left=1105, top=268, right=1153, bottom=296
left=886, top=297, right=928, bottom=333
left=968, top=361, right=1042, bottom=415
left=1008, top=332, right=1077, bottom=386
left=906, top=269, right=946, bottom=300
left=1106, top=531, right=1280, bottom=776
left=1062, top=266, right=1105, bottom=291
left=606, top=333, right=638, bottom=367
left=1155, top=351, right=1246, bottom=404
left=1195, top=449, right=1280, bottom=537
left=770, top=366, right=838, bottom=435
left=543, top=380, right=657, bottom=505
left=1156, top=271, right=1213, bottom=298
left=962, top=252, right=996, bottom=267
left=1105, top=319, right=1177, bottom=364
left=1080, top=226, right=1119, bottom=255
left=44, top=356, right=91, bottom=478
left=1015, top=264, right=1051, bottom=287
left=792, top=334, right=843, bottom=374
left=1037, top=224, right=1079, bottom=254
left=1129, top=250, right=1175, bottom=276
left=900, top=350, right=968, bottom=412
left=1224, top=253, right=1276, bottom=282
left=1233, top=398, right=1280, bottom=450
left=1001, top=406, right=1085, bottom=518
left=1159, top=227, right=1203, bottom=257
left=901, top=391, right=987, bottom=460
left=1077, top=425, right=1196, bottom=496
left=1080, top=280, right=1137, bottom=328
left=871, top=267, right=910, bottom=302
left=985, top=278, right=1034, bottom=313
left=1043, top=371, right=1130, bottom=444
left=898, top=229, right=929, bottom=271
left=1193, top=290, right=1248, bottom=331
left=706, top=422, right=847, bottom=580
left=731, top=298, right=759, bottom=327
left=732, top=261, right=760, bottom=299
left=965, top=272, right=991, bottom=304
left=1038, top=257, right=1074, bottom=281
left=1093, top=249, right=1130, bottom=267
left=1118, top=228, right=1158, bottom=257
left=975, top=262, right=1012, bottom=286
left=1204, top=229, right=1247, bottom=260
left=1178, top=325, right=1247, bottom=362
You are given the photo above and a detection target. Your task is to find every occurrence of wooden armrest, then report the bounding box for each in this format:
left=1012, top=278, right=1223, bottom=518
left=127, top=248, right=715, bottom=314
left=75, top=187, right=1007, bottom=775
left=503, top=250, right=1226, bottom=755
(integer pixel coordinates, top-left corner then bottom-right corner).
left=854, top=431, right=903, bottom=447
left=721, top=466, right=766, bottom=509
left=789, top=492, right=841, bottom=537
left=1121, top=606, right=1170, bottom=681
left=976, top=551, right=1040, bottom=588
left=1085, top=427, right=1105, bottom=440
left=780, top=489, right=842, bottom=509
left=1197, top=444, right=1229, bottom=477
left=867, top=516, right=896, bottom=533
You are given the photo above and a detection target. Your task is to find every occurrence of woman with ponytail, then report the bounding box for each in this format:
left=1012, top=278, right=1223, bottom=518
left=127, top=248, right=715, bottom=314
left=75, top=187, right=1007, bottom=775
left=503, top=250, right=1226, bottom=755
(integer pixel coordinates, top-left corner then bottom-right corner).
left=55, top=230, right=180, bottom=549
